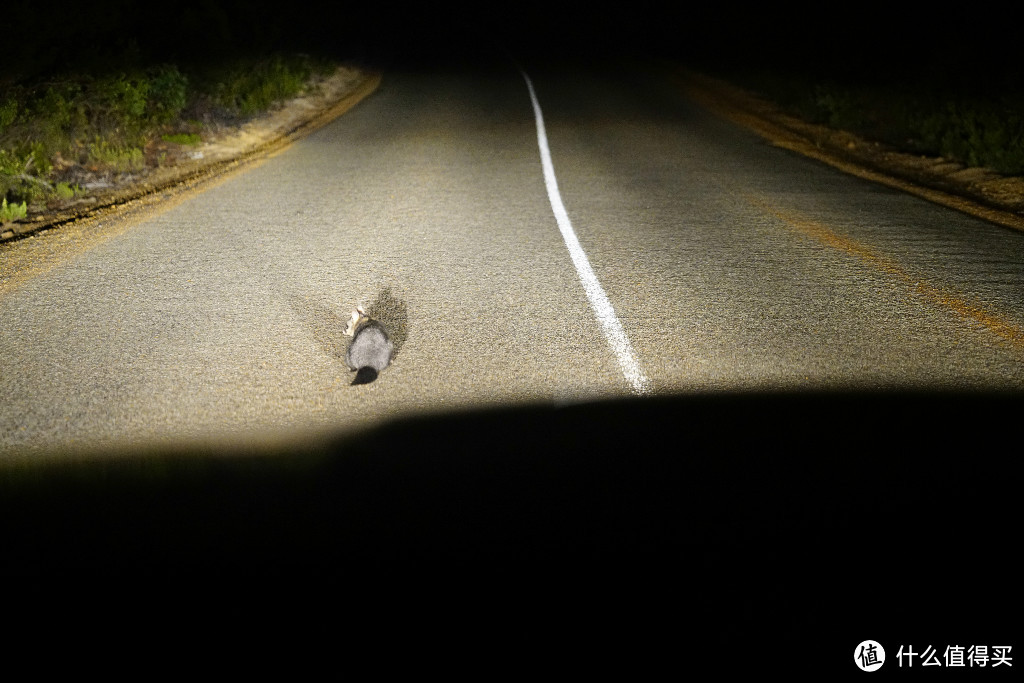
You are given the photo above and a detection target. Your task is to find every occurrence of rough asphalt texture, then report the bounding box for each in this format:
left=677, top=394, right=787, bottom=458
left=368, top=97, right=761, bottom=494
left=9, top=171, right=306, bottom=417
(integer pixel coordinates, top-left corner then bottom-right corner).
left=3, top=60, right=1024, bottom=455
left=2, top=60, right=1020, bottom=672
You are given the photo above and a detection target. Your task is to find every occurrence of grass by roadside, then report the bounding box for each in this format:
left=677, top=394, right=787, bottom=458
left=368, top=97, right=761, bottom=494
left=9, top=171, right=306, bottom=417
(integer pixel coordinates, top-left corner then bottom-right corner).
left=0, top=53, right=336, bottom=222
left=708, top=63, right=1024, bottom=178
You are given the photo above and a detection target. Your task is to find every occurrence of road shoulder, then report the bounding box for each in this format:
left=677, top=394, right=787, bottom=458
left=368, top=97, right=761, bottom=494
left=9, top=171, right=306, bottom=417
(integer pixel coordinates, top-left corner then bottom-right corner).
left=1, top=67, right=381, bottom=244
left=672, top=66, right=1024, bottom=233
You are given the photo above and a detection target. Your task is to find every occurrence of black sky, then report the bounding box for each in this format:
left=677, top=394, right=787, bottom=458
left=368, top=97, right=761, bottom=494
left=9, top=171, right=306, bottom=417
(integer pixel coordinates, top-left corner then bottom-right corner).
left=5, top=0, right=1021, bottom=90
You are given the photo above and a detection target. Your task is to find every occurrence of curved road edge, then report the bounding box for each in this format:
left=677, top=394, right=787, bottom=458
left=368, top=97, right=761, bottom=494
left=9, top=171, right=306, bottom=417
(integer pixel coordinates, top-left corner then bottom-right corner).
left=0, top=68, right=382, bottom=245
left=670, top=65, right=1024, bottom=234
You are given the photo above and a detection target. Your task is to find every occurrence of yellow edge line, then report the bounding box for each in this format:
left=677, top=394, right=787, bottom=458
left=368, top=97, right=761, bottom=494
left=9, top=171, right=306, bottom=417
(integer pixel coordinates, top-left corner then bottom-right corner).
left=669, top=66, right=1024, bottom=351
left=676, top=70, right=1024, bottom=234
left=747, top=195, right=1024, bottom=350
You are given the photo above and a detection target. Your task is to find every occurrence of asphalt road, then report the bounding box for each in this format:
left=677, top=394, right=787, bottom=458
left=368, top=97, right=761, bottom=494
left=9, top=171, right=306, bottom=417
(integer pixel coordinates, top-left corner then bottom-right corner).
left=3, top=57, right=1023, bottom=670
left=3, top=59, right=1024, bottom=454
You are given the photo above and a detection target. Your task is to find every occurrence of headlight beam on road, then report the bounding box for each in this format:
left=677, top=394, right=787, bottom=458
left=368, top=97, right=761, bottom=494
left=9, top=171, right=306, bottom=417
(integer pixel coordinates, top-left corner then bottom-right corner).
left=521, top=69, right=651, bottom=396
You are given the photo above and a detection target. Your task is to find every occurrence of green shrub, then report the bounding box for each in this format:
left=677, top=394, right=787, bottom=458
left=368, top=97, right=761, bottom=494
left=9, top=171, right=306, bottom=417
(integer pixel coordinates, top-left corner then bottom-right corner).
left=36, top=86, right=78, bottom=130
left=727, top=67, right=1024, bottom=177
left=0, top=149, right=24, bottom=175
left=0, top=98, right=17, bottom=132
left=147, top=65, right=188, bottom=124
left=91, top=72, right=150, bottom=134
left=54, top=182, right=79, bottom=200
left=1, top=197, right=28, bottom=223
left=0, top=149, right=37, bottom=204
left=1, top=51, right=334, bottom=209
left=207, top=54, right=319, bottom=117
left=161, top=132, right=201, bottom=145
left=87, top=139, right=144, bottom=173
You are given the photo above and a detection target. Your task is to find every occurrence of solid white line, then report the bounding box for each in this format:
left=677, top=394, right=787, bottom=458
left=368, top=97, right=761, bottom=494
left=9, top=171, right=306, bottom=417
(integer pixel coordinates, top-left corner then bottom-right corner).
left=521, top=70, right=651, bottom=395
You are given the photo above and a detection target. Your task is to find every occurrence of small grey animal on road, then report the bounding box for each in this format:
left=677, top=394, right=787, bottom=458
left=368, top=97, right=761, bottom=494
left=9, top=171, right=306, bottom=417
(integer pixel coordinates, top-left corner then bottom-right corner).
left=344, top=305, right=394, bottom=385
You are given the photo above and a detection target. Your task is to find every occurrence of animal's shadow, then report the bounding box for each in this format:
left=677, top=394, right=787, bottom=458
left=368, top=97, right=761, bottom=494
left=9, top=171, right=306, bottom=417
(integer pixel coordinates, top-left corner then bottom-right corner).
left=360, top=287, right=408, bottom=358
left=292, top=287, right=408, bottom=364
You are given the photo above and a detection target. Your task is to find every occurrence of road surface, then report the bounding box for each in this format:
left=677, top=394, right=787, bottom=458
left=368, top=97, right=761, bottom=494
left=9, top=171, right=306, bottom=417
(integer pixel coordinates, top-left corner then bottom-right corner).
left=3, top=59, right=1024, bottom=454
left=3, top=58, right=1023, bottom=673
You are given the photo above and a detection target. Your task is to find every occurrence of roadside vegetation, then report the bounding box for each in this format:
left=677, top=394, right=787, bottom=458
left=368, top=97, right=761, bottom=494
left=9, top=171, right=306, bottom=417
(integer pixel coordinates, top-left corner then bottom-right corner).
left=0, top=1, right=351, bottom=224
left=0, top=54, right=335, bottom=217
left=709, top=61, right=1024, bottom=177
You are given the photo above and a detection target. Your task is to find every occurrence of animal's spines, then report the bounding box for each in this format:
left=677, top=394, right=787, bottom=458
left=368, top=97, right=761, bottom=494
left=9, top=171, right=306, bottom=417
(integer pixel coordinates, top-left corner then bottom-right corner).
left=344, top=305, right=369, bottom=337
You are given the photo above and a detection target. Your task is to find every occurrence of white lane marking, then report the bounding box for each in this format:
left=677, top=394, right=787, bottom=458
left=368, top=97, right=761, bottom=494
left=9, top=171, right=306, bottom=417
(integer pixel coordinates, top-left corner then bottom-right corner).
left=521, top=70, right=651, bottom=395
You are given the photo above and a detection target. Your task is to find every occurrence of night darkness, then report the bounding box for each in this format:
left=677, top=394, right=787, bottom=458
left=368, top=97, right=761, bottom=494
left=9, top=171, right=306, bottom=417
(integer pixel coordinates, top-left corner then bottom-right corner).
left=6, top=0, right=1021, bottom=88
left=3, top=0, right=1022, bottom=665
